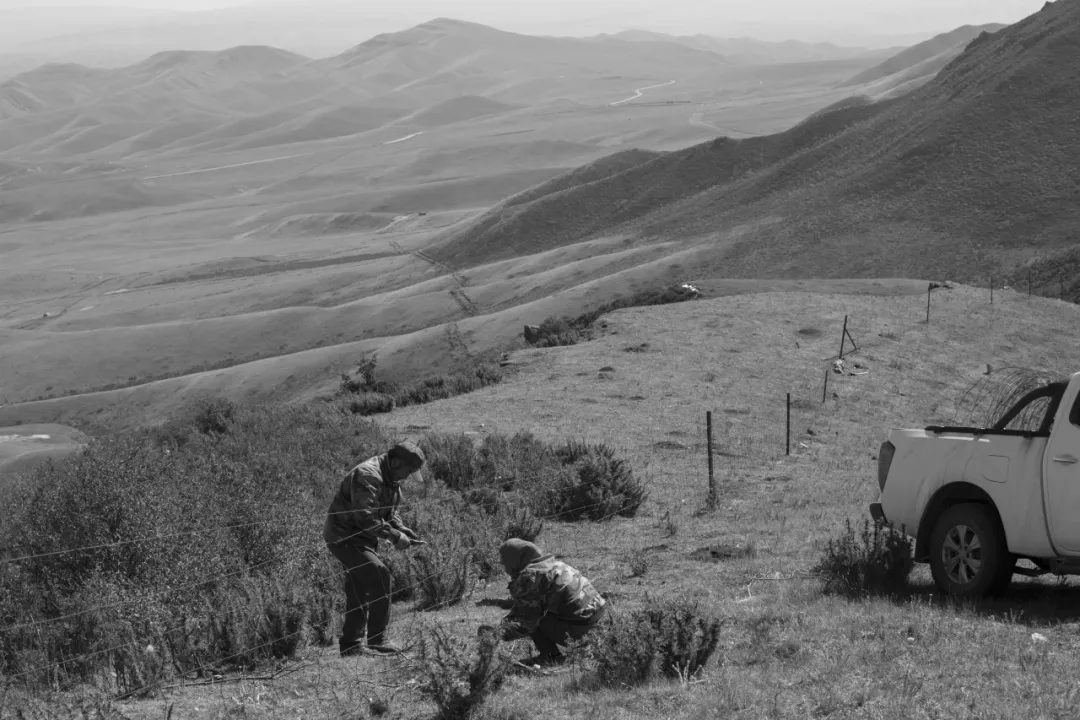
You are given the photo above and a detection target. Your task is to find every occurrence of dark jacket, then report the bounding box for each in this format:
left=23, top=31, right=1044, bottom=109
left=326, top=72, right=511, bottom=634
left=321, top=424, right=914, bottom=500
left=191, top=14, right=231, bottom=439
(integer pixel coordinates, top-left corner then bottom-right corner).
left=505, top=556, right=606, bottom=631
left=323, top=454, right=407, bottom=549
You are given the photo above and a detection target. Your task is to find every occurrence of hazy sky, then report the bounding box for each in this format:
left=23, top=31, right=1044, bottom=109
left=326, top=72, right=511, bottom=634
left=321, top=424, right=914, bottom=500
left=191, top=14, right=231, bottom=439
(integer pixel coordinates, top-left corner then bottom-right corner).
left=0, top=0, right=1049, bottom=44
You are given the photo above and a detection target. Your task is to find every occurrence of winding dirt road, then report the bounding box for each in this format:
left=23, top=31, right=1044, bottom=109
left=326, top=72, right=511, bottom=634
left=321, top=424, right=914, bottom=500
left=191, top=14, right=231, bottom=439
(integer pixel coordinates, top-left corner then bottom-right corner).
left=609, top=80, right=676, bottom=107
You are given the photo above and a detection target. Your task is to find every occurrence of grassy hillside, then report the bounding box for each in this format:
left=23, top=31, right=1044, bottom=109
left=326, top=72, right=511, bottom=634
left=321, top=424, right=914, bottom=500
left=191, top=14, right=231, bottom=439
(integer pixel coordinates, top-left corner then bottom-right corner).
left=428, top=0, right=1080, bottom=284
left=6, top=283, right=1080, bottom=719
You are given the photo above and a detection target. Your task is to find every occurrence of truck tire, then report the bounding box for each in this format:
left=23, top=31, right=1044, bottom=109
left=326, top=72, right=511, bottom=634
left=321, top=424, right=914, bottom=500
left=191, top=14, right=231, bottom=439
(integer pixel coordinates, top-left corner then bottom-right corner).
left=928, top=503, right=1013, bottom=598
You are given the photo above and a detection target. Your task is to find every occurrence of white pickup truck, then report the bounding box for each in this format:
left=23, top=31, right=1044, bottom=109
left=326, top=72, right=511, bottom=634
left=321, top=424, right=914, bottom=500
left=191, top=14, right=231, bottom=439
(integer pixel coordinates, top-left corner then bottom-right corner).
left=871, top=373, right=1080, bottom=598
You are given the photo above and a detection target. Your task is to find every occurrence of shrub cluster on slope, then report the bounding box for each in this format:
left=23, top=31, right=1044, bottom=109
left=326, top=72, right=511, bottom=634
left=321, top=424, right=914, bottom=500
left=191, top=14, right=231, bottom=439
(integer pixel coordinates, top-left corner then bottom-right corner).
left=527, top=284, right=701, bottom=348
left=0, top=400, right=640, bottom=694
left=338, top=353, right=504, bottom=416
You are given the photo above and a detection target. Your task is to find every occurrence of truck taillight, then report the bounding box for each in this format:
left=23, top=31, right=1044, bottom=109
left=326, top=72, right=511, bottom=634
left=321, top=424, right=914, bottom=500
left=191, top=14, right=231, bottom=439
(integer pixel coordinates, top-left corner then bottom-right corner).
left=878, top=441, right=895, bottom=492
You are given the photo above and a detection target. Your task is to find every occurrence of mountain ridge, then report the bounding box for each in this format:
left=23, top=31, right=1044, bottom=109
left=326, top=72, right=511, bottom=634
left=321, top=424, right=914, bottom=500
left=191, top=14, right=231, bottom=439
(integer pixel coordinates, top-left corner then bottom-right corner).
left=428, top=0, right=1080, bottom=284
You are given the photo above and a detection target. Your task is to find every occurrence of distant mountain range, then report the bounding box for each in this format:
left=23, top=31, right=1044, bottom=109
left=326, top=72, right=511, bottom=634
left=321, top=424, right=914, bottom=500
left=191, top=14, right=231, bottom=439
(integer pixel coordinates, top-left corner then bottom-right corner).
left=597, top=30, right=899, bottom=65
left=0, top=1, right=988, bottom=80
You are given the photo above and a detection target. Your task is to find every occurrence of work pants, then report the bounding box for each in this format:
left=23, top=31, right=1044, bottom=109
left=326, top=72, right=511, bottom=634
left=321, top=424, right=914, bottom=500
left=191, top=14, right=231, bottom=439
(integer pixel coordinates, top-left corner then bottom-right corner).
left=327, top=542, right=392, bottom=646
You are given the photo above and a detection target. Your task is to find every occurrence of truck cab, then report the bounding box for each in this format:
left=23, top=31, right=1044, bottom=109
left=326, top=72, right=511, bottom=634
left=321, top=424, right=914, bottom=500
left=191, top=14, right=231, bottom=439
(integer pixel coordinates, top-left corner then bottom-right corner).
left=871, top=371, right=1080, bottom=597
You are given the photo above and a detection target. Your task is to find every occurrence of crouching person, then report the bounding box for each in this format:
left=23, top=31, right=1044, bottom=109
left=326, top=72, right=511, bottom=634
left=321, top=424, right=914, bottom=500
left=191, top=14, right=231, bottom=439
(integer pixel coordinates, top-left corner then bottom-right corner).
left=324, top=440, right=426, bottom=657
left=496, top=539, right=607, bottom=666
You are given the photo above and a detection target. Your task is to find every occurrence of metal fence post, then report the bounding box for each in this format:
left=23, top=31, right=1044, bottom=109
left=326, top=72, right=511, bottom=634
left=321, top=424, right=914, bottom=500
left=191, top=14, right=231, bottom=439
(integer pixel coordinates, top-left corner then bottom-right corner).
left=786, top=393, right=791, bottom=456
left=706, top=410, right=715, bottom=505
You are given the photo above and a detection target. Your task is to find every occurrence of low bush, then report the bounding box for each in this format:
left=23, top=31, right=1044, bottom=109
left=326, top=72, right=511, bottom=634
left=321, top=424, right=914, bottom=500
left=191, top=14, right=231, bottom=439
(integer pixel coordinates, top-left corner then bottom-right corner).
left=425, top=433, right=480, bottom=491
left=418, top=623, right=510, bottom=720
left=398, top=490, right=505, bottom=608
left=541, top=443, right=647, bottom=521
left=591, top=598, right=724, bottom=687
left=338, top=355, right=504, bottom=416
left=347, top=392, right=395, bottom=416
left=424, top=434, right=645, bottom=523
left=811, top=518, right=914, bottom=598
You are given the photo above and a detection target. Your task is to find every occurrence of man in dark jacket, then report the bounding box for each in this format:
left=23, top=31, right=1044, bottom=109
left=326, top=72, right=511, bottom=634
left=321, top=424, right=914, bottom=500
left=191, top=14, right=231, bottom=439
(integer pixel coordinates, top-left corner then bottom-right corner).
left=496, top=539, right=607, bottom=666
left=324, top=440, right=425, bottom=656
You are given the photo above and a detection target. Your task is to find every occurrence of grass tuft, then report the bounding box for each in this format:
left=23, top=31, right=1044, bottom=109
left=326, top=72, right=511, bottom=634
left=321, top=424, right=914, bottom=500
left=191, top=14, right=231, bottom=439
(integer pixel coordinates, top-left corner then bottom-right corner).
left=812, top=518, right=914, bottom=599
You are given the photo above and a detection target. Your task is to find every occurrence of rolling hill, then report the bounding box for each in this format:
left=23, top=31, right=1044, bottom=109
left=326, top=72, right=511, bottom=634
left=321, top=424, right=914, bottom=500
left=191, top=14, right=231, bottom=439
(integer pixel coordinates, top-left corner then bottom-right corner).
left=5, top=8, right=1070, bottom=432
left=317, top=17, right=734, bottom=104
left=841, top=23, right=1007, bottom=87
left=429, top=0, right=1080, bottom=283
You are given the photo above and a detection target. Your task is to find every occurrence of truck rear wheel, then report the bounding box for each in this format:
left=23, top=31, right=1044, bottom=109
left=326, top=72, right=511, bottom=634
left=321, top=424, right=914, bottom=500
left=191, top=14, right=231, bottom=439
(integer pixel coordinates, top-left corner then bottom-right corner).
left=929, top=503, right=1013, bottom=598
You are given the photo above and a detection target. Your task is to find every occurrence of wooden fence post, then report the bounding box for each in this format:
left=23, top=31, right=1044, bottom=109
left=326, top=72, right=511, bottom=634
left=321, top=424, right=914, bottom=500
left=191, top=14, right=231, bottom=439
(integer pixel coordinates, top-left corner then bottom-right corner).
left=822, top=367, right=829, bottom=403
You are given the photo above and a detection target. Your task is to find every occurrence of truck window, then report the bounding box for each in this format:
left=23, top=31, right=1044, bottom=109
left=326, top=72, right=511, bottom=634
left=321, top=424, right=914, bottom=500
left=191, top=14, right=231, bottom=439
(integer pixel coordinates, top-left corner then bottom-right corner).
left=1068, top=387, right=1080, bottom=428
left=992, top=382, right=1067, bottom=435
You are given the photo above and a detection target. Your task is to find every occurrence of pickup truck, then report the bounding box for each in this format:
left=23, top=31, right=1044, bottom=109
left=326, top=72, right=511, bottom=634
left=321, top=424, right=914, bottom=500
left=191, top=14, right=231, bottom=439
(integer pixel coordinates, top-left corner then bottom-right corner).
left=871, top=372, right=1080, bottom=598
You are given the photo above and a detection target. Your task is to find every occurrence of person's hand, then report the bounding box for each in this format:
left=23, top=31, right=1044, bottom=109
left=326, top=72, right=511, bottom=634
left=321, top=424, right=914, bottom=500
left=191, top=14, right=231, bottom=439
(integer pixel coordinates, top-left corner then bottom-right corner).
left=400, top=526, right=421, bottom=541
left=393, top=533, right=412, bottom=551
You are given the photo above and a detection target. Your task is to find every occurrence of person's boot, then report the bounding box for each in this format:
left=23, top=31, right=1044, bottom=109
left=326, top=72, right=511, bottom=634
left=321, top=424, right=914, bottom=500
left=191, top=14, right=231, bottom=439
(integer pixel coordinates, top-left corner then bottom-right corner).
left=339, top=638, right=363, bottom=657
left=366, top=640, right=403, bottom=655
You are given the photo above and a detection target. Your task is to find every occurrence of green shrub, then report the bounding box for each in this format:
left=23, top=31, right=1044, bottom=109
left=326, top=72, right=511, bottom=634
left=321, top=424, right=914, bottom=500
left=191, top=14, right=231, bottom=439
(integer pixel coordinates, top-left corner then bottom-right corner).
left=337, top=353, right=501, bottom=415
left=526, top=285, right=701, bottom=348
left=424, top=433, right=479, bottom=490
left=345, top=392, right=395, bottom=416
left=395, top=365, right=503, bottom=409
left=591, top=599, right=723, bottom=687
left=542, top=445, right=647, bottom=521
left=811, top=518, right=914, bottom=599
left=476, top=432, right=558, bottom=492
left=188, top=396, right=238, bottom=436
left=418, top=623, right=510, bottom=720
left=398, top=491, right=503, bottom=608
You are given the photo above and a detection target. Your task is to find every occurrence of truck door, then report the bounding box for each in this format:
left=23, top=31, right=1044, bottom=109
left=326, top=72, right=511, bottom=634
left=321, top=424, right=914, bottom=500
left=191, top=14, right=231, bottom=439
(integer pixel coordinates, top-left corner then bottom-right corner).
left=1044, top=388, right=1080, bottom=554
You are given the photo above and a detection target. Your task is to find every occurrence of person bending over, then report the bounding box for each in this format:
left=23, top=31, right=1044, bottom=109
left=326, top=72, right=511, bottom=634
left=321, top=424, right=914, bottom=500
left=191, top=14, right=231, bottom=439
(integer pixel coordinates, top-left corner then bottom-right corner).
left=496, top=539, right=607, bottom=666
left=324, top=440, right=425, bottom=656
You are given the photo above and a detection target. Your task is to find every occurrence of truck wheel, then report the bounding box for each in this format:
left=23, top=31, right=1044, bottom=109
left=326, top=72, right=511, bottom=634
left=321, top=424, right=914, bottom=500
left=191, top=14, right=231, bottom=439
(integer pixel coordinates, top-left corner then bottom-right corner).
left=929, top=503, right=1013, bottom=599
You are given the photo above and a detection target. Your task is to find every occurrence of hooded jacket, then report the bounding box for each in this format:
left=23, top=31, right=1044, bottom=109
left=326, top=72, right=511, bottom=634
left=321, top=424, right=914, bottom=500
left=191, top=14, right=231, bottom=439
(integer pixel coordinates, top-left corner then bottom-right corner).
left=500, top=540, right=606, bottom=629
left=323, top=454, right=408, bottom=548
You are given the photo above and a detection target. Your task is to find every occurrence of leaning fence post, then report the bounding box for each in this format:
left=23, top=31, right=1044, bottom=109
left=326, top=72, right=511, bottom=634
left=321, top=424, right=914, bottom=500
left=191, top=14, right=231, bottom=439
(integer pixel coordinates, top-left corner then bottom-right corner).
left=822, top=367, right=829, bottom=403
left=838, top=315, right=849, bottom=359
left=786, top=393, right=791, bottom=456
